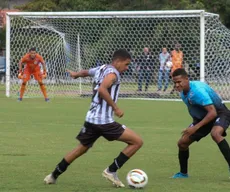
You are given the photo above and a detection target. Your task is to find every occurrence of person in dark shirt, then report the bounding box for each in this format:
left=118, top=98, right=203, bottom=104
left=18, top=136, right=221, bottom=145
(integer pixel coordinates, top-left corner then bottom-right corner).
left=136, top=47, right=153, bottom=91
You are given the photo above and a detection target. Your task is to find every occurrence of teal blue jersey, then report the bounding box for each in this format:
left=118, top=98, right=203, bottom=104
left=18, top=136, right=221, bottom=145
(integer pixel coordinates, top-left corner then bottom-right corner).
left=180, top=81, right=226, bottom=121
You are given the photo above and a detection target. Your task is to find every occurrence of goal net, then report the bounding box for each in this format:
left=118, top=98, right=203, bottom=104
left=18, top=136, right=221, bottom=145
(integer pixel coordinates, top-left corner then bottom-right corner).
left=5, top=10, right=230, bottom=101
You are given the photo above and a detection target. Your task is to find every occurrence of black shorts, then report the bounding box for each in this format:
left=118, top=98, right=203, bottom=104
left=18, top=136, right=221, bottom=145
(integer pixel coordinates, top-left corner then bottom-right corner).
left=189, top=114, right=230, bottom=142
left=76, top=121, right=126, bottom=147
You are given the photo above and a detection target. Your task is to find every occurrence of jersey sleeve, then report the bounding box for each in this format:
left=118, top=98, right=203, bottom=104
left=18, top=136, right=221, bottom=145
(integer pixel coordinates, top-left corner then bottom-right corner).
left=191, top=88, right=213, bottom=106
left=88, top=66, right=100, bottom=77
left=38, top=54, right=45, bottom=64
left=20, top=55, right=27, bottom=63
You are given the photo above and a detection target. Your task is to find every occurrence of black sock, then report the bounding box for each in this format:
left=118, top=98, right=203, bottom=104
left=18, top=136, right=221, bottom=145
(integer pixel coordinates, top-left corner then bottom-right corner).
left=108, top=152, right=129, bottom=172
left=218, top=139, right=230, bottom=167
left=179, top=149, right=189, bottom=174
left=52, top=158, right=70, bottom=179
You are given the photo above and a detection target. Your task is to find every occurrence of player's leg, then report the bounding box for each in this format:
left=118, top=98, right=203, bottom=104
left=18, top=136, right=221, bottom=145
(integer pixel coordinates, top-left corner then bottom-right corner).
left=44, top=143, right=89, bottom=184
left=172, top=134, right=194, bottom=178
left=172, top=122, right=214, bottom=178
left=137, top=71, right=143, bottom=91
left=44, top=122, right=100, bottom=184
left=101, top=123, right=143, bottom=187
left=157, top=70, right=163, bottom=91
left=164, top=70, right=170, bottom=91
left=211, top=115, right=230, bottom=170
left=34, top=71, right=49, bottom=101
left=145, top=72, right=150, bottom=91
left=18, top=72, right=30, bottom=101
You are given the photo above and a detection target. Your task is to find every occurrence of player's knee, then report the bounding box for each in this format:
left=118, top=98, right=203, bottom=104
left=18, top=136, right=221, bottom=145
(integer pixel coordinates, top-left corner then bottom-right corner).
left=133, top=137, right=143, bottom=150
left=177, top=140, right=188, bottom=150
left=211, top=129, right=222, bottom=142
left=136, top=138, right=143, bottom=149
left=22, top=82, right=27, bottom=86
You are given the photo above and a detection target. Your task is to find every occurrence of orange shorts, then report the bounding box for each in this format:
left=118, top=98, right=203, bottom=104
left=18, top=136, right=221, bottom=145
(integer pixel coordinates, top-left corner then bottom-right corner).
left=23, top=70, right=42, bottom=82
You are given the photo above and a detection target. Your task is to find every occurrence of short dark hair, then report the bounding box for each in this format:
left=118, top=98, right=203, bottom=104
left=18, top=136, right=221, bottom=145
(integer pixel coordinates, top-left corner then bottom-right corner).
left=112, top=49, right=131, bottom=61
left=172, top=68, right=188, bottom=77
left=29, top=47, right=36, bottom=52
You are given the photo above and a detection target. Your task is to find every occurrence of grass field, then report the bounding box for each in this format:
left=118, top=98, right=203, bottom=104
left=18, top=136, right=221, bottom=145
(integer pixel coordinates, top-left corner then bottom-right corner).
left=1, top=94, right=230, bottom=192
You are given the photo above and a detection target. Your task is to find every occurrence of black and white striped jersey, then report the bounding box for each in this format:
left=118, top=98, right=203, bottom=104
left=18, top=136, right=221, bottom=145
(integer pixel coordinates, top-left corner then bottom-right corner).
left=85, top=64, right=121, bottom=124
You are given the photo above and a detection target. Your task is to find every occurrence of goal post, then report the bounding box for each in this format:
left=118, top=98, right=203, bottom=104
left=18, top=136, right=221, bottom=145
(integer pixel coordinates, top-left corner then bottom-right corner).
left=5, top=10, right=230, bottom=101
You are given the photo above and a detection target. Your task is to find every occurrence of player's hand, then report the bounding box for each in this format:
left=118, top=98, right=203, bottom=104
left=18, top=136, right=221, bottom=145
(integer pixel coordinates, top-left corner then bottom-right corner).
left=42, top=71, right=47, bottom=79
left=181, top=126, right=197, bottom=136
left=18, top=71, right=23, bottom=79
left=67, top=69, right=76, bottom=79
left=114, top=108, right=124, bottom=118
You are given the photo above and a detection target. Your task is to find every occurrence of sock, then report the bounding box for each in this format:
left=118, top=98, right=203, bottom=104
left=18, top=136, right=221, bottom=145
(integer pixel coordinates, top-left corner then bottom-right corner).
left=20, top=84, right=26, bottom=98
left=40, top=84, right=48, bottom=99
left=218, top=139, right=230, bottom=167
left=108, top=152, right=129, bottom=172
left=179, top=149, right=189, bottom=174
left=52, top=158, right=70, bottom=179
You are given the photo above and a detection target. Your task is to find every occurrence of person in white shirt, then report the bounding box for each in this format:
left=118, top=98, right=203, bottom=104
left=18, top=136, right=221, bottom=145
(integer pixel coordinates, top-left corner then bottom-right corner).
left=157, top=47, right=171, bottom=92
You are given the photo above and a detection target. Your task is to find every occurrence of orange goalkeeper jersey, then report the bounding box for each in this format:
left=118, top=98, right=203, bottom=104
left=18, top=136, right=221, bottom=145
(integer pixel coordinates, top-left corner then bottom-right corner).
left=20, top=53, right=45, bottom=72
left=171, top=50, right=183, bottom=72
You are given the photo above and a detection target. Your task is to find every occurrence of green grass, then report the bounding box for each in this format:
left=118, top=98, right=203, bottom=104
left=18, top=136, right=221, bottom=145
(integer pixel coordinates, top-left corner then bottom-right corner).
left=0, top=95, right=230, bottom=192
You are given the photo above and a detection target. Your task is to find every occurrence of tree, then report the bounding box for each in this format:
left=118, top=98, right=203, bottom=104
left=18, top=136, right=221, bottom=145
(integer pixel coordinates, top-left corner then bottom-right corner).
left=13, top=0, right=230, bottom=29
left=0, top=27, right=6, bottom=49
left=15, top=0, right=58, bottom=11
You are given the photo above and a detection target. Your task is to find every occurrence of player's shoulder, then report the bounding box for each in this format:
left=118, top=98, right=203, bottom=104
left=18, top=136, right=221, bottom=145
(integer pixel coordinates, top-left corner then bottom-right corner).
left=36, top=54, right=43, bottom=59
left=22, top=53, right=29, bottom=58
left=21, top=53, right=30, bottom=61
left=190, top=81, right=207, bottom=89
left=189, top=81, right=210, bottom=97
left=104, top=65, right=118, bottom=73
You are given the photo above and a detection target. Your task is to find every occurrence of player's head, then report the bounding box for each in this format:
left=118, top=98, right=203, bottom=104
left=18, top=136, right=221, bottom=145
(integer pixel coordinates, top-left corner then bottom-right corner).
left=162, top=47, right=167, bottom=53
left=112, top=49, right=131, bottom=73
left=175, top=43, right=181, bottom=51
left=172, top=68, right=189, bottom=92
left=29, top=47, right=37, bottom=59
left=143, top=47, right=149, bottom=54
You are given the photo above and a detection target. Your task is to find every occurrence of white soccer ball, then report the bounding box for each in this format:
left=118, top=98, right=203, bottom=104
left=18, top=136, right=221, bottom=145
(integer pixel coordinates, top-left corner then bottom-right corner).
left=166, top=61, right=173, bottom=68
left=126, top=169, right=148, bottom=189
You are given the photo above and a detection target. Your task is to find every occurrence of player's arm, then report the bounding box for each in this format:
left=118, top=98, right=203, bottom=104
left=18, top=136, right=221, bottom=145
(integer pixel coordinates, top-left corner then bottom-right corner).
left=19, top=58, right=26, bottom=73
left=38, top=56, right=48, bottom=78
left=98, top=73, right=123, bottom=117
left=183, top=104, right=217, bottom=136
left=18, top=57, right=26, bottom=79
left=67, top=69, right=91, bottom=79
left=183, top=89, right=217, bottom=136
left=39, top=56, right=47, bottom=71
left=193, top=104, right=217, bottom=131
left=40, top=61, right=47, bottom=72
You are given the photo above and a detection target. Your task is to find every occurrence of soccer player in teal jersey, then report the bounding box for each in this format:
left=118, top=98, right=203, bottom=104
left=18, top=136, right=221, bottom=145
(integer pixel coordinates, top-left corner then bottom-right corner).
left=171, top=68, right=230, bottom=178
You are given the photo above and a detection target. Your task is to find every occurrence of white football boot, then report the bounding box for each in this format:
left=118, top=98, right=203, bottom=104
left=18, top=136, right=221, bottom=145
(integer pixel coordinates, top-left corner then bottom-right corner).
left=44, top=173, right=56, bottom=184
left=102, top=168, right=125, bottom=188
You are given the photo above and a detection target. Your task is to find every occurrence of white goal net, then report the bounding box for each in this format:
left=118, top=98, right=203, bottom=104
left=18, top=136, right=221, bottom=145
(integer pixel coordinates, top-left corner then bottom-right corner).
left=5, top=10, right=230, bottom=101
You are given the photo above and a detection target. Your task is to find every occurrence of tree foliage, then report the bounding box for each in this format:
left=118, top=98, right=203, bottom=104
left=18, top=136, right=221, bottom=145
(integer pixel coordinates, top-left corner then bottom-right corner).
left=14, top=0, right=230, bottom=28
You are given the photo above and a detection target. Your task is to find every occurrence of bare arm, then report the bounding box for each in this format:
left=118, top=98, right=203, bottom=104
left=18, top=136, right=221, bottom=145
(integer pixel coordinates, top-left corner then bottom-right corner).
left=41, top=62, right=47, bottom=72
left=98, top=73, right=123, bottom=117
left=67, top=69, right=90, bottom=79
left=19, top=61, right=24, bottom=72
left=182, top=104, right=217, bottom=136
left=193, top=105, right=217, bottom=130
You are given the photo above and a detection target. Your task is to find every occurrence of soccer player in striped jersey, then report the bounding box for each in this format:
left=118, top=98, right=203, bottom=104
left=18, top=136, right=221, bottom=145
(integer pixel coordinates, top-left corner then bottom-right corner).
left=44, top=49, right=143, bottom=187
left=171, top=68, right=230, bottom=179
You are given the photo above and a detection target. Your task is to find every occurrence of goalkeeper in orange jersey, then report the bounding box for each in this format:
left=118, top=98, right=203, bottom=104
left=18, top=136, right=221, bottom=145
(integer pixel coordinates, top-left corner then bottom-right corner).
left=18, top=47, right=49, bottom=102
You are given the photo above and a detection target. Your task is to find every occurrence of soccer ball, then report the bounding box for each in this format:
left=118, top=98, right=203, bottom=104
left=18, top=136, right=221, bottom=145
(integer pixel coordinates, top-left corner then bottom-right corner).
left=166, top=61, right=173, bottom=68
left=126, top=169, right=148, bottom=189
